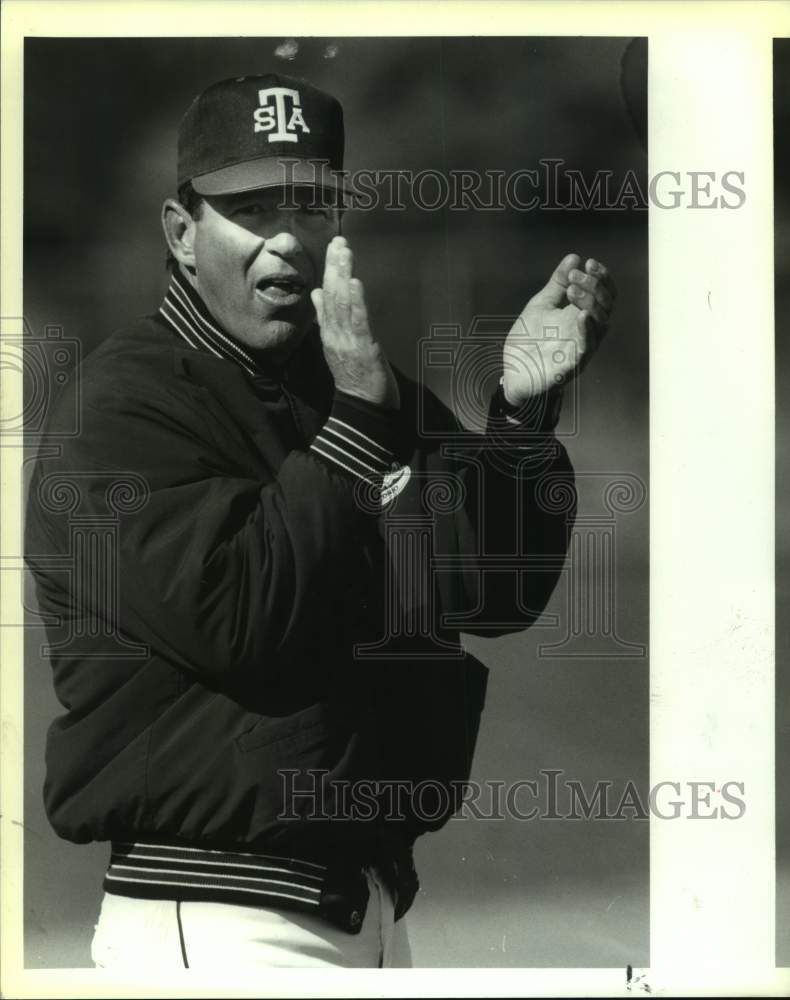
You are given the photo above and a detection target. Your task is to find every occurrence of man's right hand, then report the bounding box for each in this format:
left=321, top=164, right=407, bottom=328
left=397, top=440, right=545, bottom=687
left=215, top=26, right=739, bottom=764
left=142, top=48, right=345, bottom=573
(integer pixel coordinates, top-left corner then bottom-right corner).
left=311, top=236, right=400, bottom=410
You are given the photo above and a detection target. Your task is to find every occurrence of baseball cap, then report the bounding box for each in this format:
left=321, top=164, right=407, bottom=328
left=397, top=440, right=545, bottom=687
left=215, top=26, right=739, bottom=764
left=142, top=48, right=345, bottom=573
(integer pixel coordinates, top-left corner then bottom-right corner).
left=178, top=73, right=348, bottom=196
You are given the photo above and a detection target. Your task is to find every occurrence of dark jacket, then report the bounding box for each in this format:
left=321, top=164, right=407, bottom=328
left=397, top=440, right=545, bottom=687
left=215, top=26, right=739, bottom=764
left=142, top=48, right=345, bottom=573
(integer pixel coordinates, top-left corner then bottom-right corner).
left=25, top=268, right=576, bottom=928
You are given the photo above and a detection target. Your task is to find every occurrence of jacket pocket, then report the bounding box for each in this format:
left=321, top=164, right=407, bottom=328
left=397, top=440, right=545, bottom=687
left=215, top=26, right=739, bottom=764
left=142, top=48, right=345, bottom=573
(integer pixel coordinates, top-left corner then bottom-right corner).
left=234, top=702, right=333, bottom=756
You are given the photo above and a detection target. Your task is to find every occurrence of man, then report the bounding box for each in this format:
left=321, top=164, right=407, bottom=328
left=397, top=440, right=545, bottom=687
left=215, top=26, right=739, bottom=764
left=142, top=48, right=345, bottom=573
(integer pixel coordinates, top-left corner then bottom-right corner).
left=25, top=72, right=615, bottom=969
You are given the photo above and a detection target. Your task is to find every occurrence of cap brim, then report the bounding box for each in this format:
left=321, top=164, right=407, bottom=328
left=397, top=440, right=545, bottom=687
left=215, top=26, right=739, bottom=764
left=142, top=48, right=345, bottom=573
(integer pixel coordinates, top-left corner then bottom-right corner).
left=190, top=156, right=350, bottom=198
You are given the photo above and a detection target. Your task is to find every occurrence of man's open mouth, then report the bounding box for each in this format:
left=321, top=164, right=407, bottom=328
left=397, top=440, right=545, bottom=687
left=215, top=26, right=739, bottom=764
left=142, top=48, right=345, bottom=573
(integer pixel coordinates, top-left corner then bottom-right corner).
left=255, top=277, right=307, bottom=306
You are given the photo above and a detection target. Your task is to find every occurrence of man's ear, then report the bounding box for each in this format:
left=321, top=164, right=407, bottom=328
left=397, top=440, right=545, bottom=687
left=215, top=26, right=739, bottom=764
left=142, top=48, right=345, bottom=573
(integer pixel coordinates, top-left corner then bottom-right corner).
left=162, top=199, right=197, bottom=270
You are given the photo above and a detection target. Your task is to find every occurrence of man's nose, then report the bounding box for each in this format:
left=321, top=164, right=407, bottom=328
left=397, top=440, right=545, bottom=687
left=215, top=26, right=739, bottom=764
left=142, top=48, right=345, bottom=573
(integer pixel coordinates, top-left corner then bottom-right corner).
left=261, top=212, right=302, bottom=258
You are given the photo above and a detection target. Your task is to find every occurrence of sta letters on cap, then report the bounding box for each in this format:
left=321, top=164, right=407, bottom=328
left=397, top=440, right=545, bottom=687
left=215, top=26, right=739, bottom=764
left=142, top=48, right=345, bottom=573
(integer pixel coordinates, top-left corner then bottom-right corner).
left=178, top=73, right=348, bottom=196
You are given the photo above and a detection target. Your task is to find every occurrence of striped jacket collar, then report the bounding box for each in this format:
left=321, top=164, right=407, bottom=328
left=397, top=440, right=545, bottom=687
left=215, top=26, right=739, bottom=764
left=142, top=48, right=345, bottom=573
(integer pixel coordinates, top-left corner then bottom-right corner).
left=159, top=266, right=265, bottom=378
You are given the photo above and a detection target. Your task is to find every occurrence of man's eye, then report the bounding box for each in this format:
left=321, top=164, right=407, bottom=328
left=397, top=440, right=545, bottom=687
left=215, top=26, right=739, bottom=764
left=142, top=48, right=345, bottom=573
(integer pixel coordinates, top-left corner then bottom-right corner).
left=298, top=205, right=331, bottom=219
left=236, top=203, right=266, bottom=216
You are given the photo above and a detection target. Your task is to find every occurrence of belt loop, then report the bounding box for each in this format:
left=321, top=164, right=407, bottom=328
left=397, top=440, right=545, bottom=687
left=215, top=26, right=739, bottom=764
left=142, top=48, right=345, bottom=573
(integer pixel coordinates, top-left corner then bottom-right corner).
left=364, top=866, right=387, bottom=969
left=176, top=900, right=190, bottom=968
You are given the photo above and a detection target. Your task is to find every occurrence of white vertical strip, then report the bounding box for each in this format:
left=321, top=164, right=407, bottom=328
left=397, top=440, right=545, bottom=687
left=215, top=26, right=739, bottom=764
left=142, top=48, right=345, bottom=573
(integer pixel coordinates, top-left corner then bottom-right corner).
left=0, top=0, right=25, bottom=991
left=650, top=28, right=776, bottom=994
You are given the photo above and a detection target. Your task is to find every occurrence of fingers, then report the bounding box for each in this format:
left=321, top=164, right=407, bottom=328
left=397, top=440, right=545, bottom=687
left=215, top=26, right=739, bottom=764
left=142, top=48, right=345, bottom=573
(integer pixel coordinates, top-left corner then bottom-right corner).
left=334, top=244, right=352, bottom=332
left=567, top=285, right=607, bottom=326
left=321, top=236, right=346, bottom=335
left=569, top=269, right=613, bottom=310
left=319, top=239, right=336, bottom=332
left=315, top=237, right=393, bottom=406
left=567, top=257, right=616, bottom=328
left=550, top=252, right=582, bottom=288
left=319, top=236, right=364, bottom=339
left=310, top=287, right=324, bottom=327
left=317, top=235, right=374, bottom=347
left=587, top=257, right=618, bottom=302
left=349, top=277, right=369, bottom=338
left=533, top=252, right=582, bottom=307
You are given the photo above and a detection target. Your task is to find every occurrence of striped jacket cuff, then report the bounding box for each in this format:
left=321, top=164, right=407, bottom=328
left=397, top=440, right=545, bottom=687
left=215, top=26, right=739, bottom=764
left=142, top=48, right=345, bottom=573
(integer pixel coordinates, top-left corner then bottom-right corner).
left=488, top=380, right=564, bottom=435
left=310, top=392, right=397, bottom=486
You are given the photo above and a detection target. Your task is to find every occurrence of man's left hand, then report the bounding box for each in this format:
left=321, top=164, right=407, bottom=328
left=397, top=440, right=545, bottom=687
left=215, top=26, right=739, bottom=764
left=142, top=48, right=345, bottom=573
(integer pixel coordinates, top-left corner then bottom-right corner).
left=502, top=253, right=616, bottom=406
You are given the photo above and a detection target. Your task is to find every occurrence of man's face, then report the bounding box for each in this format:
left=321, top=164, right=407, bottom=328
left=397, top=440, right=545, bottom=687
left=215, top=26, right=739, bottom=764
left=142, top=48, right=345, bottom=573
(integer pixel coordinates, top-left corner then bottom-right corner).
left=191, top=186, right=339, bottom=358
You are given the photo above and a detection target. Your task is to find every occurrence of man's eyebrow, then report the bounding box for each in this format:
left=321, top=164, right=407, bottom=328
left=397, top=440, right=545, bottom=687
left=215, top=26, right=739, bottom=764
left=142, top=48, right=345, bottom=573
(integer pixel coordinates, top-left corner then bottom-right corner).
left=211, top=192, right=276, bottom=213
left=226, top=192, right=270, bottom=204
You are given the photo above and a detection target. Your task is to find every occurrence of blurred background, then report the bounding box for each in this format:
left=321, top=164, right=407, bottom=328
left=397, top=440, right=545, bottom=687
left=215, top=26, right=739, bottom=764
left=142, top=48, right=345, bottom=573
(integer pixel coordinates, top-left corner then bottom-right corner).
left=23, top=36, right=649, bottom=968
left=775, top=38, right=790, bottom=969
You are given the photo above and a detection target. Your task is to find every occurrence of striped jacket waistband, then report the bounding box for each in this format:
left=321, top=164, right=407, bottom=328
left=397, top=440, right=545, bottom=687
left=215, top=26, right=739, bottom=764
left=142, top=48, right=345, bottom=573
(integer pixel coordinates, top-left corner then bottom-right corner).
left=104, top=840, right=370, bottom=934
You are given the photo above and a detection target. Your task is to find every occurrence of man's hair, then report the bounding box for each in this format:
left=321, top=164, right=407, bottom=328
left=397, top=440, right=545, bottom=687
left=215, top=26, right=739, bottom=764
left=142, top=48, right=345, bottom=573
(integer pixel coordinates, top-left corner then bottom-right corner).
left=165, top=181, right=204, bottom=272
